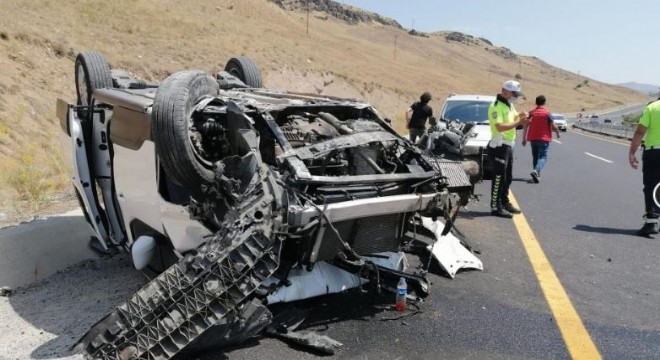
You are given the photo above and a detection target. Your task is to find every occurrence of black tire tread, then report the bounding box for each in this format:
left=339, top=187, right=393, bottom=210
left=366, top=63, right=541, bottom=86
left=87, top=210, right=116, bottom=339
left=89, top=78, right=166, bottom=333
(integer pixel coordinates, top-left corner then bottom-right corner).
left=75, top=51, right=112, bottom=117
left=152, top=71, right=219, bottom=188
left=224, top=57, right=262, bottom=88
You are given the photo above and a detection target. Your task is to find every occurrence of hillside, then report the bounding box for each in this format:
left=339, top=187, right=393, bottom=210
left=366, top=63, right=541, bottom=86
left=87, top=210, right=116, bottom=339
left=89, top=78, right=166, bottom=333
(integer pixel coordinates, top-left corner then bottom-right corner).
left=617, top=82, right=660, bottom=97
left=0, top=0, right=650, bottom=220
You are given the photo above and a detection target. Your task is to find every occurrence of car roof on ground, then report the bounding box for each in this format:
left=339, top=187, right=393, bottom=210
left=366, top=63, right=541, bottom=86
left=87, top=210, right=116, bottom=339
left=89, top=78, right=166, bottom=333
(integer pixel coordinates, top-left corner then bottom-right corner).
left=445, top=94, right=496, bottom=102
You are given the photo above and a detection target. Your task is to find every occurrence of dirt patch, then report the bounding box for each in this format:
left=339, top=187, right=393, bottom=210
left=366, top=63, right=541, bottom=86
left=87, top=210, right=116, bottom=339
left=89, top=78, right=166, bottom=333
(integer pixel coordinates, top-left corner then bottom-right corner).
left=0, top=191, right=78, bottom=228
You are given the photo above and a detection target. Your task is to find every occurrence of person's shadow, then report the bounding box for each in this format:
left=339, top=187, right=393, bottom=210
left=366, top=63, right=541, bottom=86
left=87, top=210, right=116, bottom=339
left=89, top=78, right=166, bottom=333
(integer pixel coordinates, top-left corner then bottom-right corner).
left=573, top=224, right=638, bottom=236
left=460, top=210, right=494, bottom=219
left=512, top=177, right=534, bottom=183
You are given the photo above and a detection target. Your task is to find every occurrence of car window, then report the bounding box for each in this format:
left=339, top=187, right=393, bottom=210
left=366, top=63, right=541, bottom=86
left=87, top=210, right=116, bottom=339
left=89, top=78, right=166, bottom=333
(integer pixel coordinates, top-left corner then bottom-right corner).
left=551, top=115, right=565, bottom=121
left=442, top=101, right=491, bottom=123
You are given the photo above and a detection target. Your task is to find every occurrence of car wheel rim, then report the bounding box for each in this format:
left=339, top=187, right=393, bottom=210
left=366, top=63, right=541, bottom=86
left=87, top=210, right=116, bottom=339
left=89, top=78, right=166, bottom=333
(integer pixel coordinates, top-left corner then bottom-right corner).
left=229, top=68, right=241, bottom=79
left=188, top=111, right=216, bottom=169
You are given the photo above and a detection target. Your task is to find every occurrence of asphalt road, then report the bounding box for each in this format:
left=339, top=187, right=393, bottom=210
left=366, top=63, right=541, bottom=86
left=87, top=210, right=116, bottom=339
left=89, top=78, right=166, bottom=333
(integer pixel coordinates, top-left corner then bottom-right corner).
left=572, top=103, right=644, bottom=142
left=510, top=131, right=660, bottom=359
left=1, top=129, right=659, bottom=359
left=596, top=104, right=646, bottom=123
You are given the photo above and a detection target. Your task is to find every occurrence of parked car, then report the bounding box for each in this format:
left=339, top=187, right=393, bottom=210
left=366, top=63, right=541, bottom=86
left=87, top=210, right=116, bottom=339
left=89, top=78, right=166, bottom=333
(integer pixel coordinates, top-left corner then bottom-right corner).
left=58, top=52, right=481, bottom=359
left=551, top=113, right=568, bottom=131
left=429, top=94, right=496, bottom=179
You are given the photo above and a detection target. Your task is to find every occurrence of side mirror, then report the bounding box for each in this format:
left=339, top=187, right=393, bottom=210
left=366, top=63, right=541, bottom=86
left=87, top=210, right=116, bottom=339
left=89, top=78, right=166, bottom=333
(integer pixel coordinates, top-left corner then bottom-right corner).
left=384, top=118, right=392, bottom=124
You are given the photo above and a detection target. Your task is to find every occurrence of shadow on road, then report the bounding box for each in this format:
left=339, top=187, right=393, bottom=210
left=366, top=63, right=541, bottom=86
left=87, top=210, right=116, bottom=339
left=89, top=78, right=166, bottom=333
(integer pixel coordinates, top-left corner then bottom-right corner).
left=573, top=224, right=638, bottom=236
left=512, top=177, right=535, bottom=183
left=0, top=212, right=95, bottom=288
left=460, top=210, right=493, bottom=219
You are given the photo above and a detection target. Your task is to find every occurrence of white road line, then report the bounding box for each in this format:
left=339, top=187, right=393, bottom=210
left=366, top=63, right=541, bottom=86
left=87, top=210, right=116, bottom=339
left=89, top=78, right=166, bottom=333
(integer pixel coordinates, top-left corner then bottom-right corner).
left=572, top=130, right=629, bottom=146
left=553, top=139, right=562, bottom=144
left=584, top=152, right=613, bottom=163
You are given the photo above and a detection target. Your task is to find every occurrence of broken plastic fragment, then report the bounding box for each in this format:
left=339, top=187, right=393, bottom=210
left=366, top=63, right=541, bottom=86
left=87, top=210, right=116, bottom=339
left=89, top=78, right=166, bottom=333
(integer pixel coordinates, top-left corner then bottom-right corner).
left=421, top=217, right=483, bottom=278
left=264, top=252, right=407, bottom=304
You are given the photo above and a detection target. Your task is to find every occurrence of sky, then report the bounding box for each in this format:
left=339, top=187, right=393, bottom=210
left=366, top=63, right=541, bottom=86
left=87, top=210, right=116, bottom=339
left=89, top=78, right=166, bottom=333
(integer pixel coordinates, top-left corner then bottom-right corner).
left=338, top=0, right=660, bottom=87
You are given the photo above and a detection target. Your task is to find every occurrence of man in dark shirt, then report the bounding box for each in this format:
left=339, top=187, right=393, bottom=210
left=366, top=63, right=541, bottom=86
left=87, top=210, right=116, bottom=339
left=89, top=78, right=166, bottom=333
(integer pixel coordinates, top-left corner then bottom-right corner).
left=406, top=92, right=433, bottom=142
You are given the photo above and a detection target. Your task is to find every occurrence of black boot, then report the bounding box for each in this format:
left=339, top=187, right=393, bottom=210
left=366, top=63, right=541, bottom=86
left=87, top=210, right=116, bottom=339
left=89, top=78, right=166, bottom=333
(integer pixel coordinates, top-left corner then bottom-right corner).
left=636, top=222, right=659, bottom=237
left=491, top=207, right=513, bottom=218
left=503, top=202, right=521, bottom=214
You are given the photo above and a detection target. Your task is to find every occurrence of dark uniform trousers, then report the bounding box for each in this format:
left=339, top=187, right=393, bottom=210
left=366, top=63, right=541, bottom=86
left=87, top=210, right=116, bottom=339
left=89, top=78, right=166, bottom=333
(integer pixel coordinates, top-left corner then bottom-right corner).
left=642, top=148, right=660, bottom=219
left=489, top=144, right=513, bottom=210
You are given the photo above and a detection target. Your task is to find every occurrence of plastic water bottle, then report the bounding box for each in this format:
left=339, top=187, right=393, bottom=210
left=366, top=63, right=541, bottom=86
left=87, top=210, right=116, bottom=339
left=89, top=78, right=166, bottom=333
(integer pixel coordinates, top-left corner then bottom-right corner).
left=395, top=277, right=407, bottom=312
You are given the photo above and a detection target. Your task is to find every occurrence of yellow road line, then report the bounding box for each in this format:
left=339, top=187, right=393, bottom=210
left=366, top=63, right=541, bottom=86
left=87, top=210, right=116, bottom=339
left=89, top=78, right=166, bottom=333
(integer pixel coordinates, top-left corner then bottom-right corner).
left=509, top=194, right=602, bottom=360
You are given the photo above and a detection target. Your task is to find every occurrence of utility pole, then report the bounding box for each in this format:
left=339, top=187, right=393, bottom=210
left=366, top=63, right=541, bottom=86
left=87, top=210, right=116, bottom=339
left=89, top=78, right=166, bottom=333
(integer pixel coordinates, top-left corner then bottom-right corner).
left=577, top=70, right=581, bottom=84
left=394, top=34, right=398, bottom=61
left=412, top=18, right=415, bottom=31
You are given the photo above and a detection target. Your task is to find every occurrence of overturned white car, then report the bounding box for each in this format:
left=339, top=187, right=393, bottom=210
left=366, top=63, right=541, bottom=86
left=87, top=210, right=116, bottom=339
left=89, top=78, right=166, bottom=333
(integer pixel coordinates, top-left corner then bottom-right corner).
left=57, top=51, right=482, bottom=359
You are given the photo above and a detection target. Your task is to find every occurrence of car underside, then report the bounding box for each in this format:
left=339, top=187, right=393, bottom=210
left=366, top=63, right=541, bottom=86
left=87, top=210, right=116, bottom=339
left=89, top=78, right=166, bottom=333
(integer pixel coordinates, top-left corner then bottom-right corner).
left=57, top=52, right=482, bottom=359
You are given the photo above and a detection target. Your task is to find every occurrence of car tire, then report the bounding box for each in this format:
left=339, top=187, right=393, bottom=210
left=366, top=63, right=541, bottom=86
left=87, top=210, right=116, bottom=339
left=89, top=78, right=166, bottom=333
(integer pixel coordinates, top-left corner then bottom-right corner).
left=224, top=56, right=262, bottom=88
left=152, top=71, right=220, bottom=188
left=75, top=51, right=113, bottom=119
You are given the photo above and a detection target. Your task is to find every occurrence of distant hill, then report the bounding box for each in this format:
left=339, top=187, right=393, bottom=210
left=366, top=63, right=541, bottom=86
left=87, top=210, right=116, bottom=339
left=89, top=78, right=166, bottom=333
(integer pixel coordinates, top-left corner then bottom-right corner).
left=0, top=0, right=651, bottom=217
left=617, top=82, right=660, bottom=96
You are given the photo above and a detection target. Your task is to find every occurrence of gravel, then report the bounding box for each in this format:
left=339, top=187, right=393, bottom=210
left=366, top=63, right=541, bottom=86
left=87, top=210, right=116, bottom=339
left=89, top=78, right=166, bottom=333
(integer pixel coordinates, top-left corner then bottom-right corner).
left=0, top=255, right=145, bottom=359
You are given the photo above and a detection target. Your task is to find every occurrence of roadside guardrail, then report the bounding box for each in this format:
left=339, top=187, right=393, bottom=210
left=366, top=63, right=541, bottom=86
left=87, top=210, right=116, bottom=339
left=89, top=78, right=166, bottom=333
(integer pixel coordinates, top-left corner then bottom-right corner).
left=573, top=121, right=635, bottom=140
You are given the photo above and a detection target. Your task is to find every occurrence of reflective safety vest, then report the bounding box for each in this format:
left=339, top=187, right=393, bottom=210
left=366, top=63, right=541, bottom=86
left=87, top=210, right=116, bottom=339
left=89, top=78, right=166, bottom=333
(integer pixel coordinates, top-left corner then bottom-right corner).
left=640, top=100, right=660, bottom=147
left=489, top=99, right=519, bottom=144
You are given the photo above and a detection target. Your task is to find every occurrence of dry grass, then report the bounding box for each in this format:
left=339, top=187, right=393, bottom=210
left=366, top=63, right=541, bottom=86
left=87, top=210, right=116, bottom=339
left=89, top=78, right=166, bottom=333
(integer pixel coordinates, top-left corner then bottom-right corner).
left=0, top=0, right=651, bottom=218
left=1, top=140, right=69, bottom=211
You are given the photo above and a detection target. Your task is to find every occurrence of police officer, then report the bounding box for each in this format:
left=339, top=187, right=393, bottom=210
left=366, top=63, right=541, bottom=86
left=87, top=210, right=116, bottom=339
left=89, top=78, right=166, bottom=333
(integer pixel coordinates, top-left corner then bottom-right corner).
left=488, top=80, right=530, bottom=218
left=629, top=96, right=660, bottom=237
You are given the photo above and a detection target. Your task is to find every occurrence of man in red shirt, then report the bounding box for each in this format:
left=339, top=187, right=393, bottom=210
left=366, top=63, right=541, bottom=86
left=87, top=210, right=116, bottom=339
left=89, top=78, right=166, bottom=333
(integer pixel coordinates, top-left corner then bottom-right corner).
left=522, top=95, right=560, bottom=183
